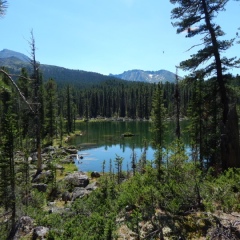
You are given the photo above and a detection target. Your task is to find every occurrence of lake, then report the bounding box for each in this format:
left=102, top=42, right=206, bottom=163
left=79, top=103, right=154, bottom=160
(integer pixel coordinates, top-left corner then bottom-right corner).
left=67, top=120, right=189, bottom=173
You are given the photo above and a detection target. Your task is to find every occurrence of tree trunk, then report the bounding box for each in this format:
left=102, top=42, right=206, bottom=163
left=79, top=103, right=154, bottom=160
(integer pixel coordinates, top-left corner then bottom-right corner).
left=221, top=104, right=240, bottom=168
left=202, top=0, right=240, bottom=169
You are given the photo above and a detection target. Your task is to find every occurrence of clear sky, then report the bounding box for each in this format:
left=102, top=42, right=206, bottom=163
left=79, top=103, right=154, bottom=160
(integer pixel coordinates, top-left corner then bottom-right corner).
left=0, top=0, right=239, bottom=77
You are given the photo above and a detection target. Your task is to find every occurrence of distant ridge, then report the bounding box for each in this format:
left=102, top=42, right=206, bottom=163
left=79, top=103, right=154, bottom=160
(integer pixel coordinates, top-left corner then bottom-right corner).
left=0, top=49, right=121, bottom=87
left=0, top=49, right=179, bottom=86
left=110, top=69, right=178, bottom=83
left=0, top=49, right=31, bottom=63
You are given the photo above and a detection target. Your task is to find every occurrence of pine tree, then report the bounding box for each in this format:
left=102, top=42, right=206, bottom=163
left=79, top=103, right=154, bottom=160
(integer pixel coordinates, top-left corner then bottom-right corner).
left=0, top=70, right=17, bottom=237
left=170, top=0, right=240, bottom=169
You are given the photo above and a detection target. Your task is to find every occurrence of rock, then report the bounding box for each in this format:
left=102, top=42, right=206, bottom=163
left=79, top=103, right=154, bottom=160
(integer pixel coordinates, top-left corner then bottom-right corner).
left=59, top=156, right=75, bottom=164
left=85, top=182, right=98, bottom=191
left=30, top=152, right=38, bottom=163
left=62, top=191, right=72, bottom=203
left=13, top=216, right=34, bottom=239
left=60, top=149, right=69, bottom=156
left=32, top=226, right=49, bottom=240
left=55, top=164, right=64, bottom=170
left=32, top=170, right=53, bottom=184
left=72, top=187, right=88, bottom=201
left=69, top=154, right=77, bottom=159
left=32, top=183, right=48, bottom=192
left=41, top=164, right=48, bottom=170
left=64, top=172, right=89, bottom=187
left=65, top=148, right=78, bottom=154
left=91, top=171, right=101, bottom=178
left=42, top=146, right=55, bottom=153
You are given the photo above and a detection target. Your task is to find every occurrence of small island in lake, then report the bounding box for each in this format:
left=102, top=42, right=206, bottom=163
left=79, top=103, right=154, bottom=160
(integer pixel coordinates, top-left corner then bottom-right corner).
left=121, top=132, right=135, bottom=137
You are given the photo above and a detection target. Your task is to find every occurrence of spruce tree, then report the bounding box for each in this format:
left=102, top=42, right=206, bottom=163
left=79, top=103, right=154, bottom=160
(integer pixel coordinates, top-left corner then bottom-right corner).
left=151, top=83, right=166, bottom=180
left=44, top=78, right=57, bottom=144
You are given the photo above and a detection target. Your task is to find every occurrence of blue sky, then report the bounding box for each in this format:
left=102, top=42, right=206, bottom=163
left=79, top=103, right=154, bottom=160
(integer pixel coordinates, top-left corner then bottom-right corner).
left=0, top=0, right=239, bottom=77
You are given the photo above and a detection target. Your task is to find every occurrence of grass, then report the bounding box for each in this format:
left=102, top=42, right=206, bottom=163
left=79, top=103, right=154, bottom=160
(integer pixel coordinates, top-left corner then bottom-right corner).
left=56, top=163, right=78, bottom=181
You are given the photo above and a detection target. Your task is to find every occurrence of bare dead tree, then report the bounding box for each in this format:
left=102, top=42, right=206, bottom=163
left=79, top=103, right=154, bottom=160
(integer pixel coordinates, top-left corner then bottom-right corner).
left=29, top=30, right=42, bottom=174
left=0, top=69, right=34, bottom=113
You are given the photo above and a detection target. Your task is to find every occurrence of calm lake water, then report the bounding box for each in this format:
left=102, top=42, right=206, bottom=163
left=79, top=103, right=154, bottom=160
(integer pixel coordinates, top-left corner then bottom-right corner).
left=67, top=121, right=190, bottom=173
left=67, top=121, right=154, bottom=172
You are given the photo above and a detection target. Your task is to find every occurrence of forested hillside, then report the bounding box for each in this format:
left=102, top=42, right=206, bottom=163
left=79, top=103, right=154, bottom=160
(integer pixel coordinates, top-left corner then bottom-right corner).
left=0, top=49, right=179, bottom=88
left=0, top=52, right=119, bottom=88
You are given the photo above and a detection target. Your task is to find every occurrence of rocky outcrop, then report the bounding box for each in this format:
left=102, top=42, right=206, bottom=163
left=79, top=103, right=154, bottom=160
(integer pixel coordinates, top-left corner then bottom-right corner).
left=13, top=216, right=34, bottom=240
left=64, top=172, right=89, bottom=188
left=61, top=182, right=98, bottom=203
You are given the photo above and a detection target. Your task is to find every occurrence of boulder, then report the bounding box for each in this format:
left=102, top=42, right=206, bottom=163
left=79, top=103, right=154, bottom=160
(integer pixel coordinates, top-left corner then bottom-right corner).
left=42, top=146, right=55, bottom=153
left=32, top=170, right=52, bottom=184
left=55, top=164, right=64, bottom=170
left=32, top=183, right=48, bottom=192
left=62, top=191, right=72, bottom=203
left=91, top=171, right=101, bottom=178
left=13, top=216, right=34, bottom=239
left=59, top=149, right=69, bottom=156
left=85, top=182, right=98, bottom=191
left=32, top=226, right=49, bottom=240
left=64, top=172, right=89, bottom=187
left=65, top=148, right=78, bottom=154
left=72, top=187, right=88, bottom=201
left=30, top=152, right=38, bottom=163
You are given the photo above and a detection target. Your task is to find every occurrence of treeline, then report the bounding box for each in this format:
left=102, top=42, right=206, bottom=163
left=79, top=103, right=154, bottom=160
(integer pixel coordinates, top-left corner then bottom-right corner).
left=2, top=63, right=240, bottom=146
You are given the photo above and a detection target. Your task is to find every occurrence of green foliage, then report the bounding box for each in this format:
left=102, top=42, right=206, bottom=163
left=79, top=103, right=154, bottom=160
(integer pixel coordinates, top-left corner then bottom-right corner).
left=202, top=168, right=240, bottom=212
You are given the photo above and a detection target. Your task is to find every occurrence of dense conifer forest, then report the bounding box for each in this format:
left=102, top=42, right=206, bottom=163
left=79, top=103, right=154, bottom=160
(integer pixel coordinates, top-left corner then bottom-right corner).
left=1, top=0, right=240, bottom=239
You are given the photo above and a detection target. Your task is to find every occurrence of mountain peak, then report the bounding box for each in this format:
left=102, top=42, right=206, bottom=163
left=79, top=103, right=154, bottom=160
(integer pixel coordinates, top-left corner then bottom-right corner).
left=0, top=49, right=31, bottom=63
left=110, top=69, right=177, bottom=83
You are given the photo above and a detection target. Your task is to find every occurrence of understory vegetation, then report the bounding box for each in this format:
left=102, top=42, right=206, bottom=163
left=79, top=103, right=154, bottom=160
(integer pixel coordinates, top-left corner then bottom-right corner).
left=4, top=145, right=239, bottom=239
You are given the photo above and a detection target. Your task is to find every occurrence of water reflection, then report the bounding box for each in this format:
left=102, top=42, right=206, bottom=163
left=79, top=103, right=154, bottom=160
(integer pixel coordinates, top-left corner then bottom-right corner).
left=67, top=121, right=190, bottom=172
left=68, top=121, right=155, bottom=172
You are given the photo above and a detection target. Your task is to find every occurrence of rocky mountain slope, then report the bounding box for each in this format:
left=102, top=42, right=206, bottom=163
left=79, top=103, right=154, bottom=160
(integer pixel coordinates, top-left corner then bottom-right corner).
left=110, top=69, right=178, bottom=83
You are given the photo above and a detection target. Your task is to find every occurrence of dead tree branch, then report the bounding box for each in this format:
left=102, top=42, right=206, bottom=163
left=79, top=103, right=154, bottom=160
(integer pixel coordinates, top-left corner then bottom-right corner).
left=0, top=69, right=34, bottom=113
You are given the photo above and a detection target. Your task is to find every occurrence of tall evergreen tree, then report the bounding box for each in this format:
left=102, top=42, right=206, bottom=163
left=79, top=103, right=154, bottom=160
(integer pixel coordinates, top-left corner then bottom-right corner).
left=29, top=31, right=43, bottom=173
left=66, top=85, right=73, bottom=133
left=186, top=71, right=205, bottom=167
left=0, top=70, right=17, bottom=237
left=151, top=83, right=166, bottom=180
left=44, top=78, right=58, bottom=144
left=170, top=0, right=240, bottom=169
